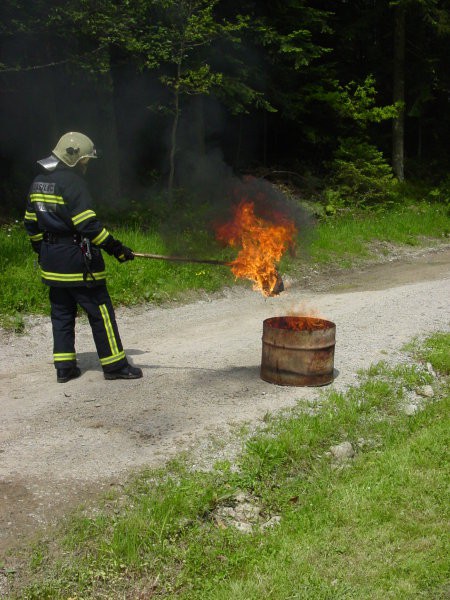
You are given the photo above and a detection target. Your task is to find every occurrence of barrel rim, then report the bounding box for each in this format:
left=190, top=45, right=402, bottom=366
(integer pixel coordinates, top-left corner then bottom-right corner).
left=263, top=315, right=336, bottom=331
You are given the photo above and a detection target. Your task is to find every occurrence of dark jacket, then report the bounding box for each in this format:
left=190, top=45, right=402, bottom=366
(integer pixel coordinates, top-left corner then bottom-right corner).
left=24, top=164, right=115, bottom=287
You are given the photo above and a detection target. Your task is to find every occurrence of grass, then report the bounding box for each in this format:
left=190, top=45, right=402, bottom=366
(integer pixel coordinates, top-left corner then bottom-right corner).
left=97, top=227, right=235, bottom=307
left=1, top=201, right=449, bottom=329
left=0, top=222, right=236, bottom=328
left=307, top=202, right=450, bottom=266
left=8, top=332, right=450, bottom=599
left=404, top=332, right=450, bottom=375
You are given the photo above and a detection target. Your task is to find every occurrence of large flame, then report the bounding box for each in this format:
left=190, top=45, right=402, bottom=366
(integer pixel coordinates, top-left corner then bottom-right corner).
left=215, top=200, right=297, bottom=296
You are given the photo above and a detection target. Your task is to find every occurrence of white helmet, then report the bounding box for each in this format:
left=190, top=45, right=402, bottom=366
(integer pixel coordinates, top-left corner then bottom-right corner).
left=38, top=132, right=98, bottom=170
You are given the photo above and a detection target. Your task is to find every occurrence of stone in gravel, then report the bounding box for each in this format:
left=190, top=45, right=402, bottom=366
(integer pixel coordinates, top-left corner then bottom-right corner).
left=330, top=441, right=355, bottom=460
left=261, top=516, right=281, bottom=530
left=217, top=506, right=236, bottom=519
left=404, top=403, right=419, bottom=416
left=234, top=521, right=253, bottom=534
left=416, top=385, right=434, bottom=398
left=426, top=362, right=436, bottom=377
left=0, top=574, right=10, bottom=598
left=234, top=502, right=261, bottom=522
left=234, top=492, right=250, bottom=503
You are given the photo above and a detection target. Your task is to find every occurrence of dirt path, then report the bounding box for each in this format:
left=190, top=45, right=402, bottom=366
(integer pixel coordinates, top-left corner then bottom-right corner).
left=1, top=245, right=449, bottom=558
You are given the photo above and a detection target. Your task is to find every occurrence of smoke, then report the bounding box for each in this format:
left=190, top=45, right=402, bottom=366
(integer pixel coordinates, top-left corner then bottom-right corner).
left=165, top=119, right=314, bottom=262
left=177, top=146, right=234, bottom=214
left=162, top=95, right=314, bottom=241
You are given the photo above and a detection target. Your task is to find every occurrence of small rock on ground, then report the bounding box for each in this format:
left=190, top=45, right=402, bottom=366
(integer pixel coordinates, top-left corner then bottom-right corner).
left=261, top=516, right=281, bottom=530
left=330, top=441, right=355, bottom=460
left=404, top=403, right=420, bottom=416
left=416, top=385, right=434, bottom=398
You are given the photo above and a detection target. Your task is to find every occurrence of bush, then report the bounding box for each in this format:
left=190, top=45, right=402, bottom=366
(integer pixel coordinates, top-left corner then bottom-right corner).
left=324, top=138, right=396, bottom=210
left=427, top=174, right=450, bottom=208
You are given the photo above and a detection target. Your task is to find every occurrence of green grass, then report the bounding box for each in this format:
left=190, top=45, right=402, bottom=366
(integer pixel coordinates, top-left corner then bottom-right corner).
left=8, top=332, right=450, bottom=599
left=404, top=332, right=450, bottom=376
left=307, top=202, right=450, bottom=266
left=99, top=226, right=235, bottom=307
left=214, top=412, right=449, bottom=600
left=0, top=222, right=49, bottom=321
left=1, top=201, right=449, bottom=328
left=0, top=222, right=236, bottom=328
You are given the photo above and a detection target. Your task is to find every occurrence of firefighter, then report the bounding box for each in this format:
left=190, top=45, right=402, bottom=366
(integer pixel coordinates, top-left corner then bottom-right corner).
left=24, top=131, right=143, bottom=383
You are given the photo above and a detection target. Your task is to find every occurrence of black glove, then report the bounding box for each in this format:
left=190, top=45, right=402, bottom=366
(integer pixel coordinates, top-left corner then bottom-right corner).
left=103, top=238, right=134, bottom=262
left=31, top=240, right=42, bottom=260
left=116, top=244, right=134, bottom=263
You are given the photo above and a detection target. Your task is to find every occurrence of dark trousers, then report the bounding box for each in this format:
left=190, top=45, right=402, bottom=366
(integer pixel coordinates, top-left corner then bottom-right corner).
left=49, top=285, right=128, bottom=373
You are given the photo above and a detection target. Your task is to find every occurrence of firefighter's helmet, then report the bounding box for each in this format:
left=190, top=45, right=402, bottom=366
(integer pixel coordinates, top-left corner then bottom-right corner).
left=38, top=132, right=98, bottom=171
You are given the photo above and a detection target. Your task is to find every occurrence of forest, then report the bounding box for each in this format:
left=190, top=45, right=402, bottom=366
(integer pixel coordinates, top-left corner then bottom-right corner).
left=0, top=0, right=449, bottom=218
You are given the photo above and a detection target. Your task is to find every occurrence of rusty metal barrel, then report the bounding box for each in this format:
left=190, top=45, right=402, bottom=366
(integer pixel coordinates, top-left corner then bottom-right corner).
left=260, top=316, right=336, bottom=386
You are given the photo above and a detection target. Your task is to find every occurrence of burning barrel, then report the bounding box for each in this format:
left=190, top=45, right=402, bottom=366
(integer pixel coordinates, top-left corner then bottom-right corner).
left=260, top=316, right=336, bottom=386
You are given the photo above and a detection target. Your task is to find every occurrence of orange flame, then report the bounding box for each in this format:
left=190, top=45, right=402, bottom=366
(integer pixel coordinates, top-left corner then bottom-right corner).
left=270, top=316, right=329, bottom=331
left=215, top=200, right=297, bottom=296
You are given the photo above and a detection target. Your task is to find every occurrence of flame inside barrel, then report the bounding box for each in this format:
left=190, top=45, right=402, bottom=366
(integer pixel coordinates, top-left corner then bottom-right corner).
left=269, top=316, right=329, bottom=331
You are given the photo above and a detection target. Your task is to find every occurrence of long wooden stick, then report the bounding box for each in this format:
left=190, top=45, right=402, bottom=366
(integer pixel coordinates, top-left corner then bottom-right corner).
left=133, top=252, right=230, bottom=266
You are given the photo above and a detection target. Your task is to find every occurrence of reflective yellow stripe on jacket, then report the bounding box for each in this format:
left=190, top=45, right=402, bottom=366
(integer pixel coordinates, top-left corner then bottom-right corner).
left=25, top=210, right=38, bottom=221
left=92, top=228, right=110, bottom=245
left=30, top=194, right=65, bottom=204
left=72, top=210, right=96, bottom=226
left=40, top=270, right=106, bottom=283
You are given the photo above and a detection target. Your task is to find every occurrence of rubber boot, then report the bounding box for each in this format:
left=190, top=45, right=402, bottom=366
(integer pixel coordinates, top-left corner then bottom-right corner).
left=57, top=366, right=81, bottom=383
left=104, top=365, right=143, bottom=380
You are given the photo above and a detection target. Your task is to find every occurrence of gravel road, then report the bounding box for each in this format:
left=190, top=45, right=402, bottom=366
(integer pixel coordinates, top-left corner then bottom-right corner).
left=1, top=244, right=449, bottom=557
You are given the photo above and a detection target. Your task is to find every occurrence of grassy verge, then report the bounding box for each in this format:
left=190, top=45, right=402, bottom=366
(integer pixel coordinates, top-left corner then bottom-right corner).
left=8, top=332, right=450, bottom=599
left=306, top=202, right=450, bottom=268
left=1, top=201, right=449, bottom=329
left=0, top=222, right=236, bottom=329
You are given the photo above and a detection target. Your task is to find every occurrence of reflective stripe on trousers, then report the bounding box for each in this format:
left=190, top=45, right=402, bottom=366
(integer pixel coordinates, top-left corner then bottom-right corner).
left=49, top=285, right=128, bottom=373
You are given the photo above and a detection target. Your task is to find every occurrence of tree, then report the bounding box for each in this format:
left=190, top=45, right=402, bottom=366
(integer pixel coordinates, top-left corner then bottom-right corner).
left=1, top=0, right=450, bottom=217
left=317, top=0, right=450, bottom=181
left=391, top=1, right=406, bottom=180
left=0, top=0, right=124, bottom=204
left=145, top=0, right=229, bottom=202
left=225, top=0, right=333, bottom=166
left=78, top=0, right=246, bottom=202
left=71, top=0, right=333, bottom=195
left=390, top=0, right=450, bottom=180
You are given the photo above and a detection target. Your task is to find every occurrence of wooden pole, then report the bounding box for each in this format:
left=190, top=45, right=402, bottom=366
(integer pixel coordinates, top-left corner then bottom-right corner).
left=133, top=252, right=230, bottom=266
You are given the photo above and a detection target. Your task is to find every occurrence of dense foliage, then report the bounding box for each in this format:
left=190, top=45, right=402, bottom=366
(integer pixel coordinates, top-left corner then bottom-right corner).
left=0, top=0, right=449, bottom=216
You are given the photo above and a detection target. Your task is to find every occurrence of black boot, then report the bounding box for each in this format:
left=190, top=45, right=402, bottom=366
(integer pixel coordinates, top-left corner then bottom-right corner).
left=57, top=366, right=81, bottom=383
left=104, top=365, right=143, bottom=380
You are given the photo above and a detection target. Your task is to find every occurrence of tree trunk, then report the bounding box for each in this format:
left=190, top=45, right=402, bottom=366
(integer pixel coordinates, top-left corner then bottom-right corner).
left=417, top=117, right=422, bottom=159
left=44, top=42, right=60, bottom=146
left=234, top=114, right=243, bottom=170
left=193, top=95, right=205, bottom=156
left=93, top=67, right=122, bottom=205
left=392, top=3, right=406, bottom=181
left=263, top=110, right=268, bottom=167
left=168, top=87, right=180, bottom=205
left=168, top=59, right=182, bottom=205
